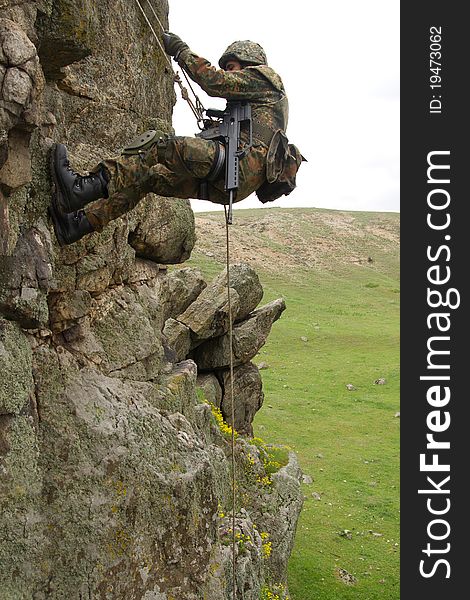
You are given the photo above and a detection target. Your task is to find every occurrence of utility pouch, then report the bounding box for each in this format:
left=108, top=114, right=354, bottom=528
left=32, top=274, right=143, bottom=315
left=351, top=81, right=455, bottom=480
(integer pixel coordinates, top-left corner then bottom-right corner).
left=122, top=130, right=165, bottom=155
left=256, top=130, right=306, bottom=203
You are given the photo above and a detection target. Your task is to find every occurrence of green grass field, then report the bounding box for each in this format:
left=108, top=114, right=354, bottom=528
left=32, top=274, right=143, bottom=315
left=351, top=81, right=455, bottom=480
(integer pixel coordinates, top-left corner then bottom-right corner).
left=186, top=208, right=400, bottom=600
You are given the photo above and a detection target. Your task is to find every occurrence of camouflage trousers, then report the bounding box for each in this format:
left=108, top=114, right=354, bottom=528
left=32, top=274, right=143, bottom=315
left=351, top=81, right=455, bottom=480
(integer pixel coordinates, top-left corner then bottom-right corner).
left=85, top=135, right=267, bottom=231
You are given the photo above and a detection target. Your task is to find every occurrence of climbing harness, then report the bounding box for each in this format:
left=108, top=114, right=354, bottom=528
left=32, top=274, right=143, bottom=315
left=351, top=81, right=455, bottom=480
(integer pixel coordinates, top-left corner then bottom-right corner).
left=132, top=0, right=206, bottom=127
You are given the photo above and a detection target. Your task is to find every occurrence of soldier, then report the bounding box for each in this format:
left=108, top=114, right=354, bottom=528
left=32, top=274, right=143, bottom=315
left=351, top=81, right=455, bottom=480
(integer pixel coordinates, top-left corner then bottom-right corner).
left=49, top=34, right=289, bottom=246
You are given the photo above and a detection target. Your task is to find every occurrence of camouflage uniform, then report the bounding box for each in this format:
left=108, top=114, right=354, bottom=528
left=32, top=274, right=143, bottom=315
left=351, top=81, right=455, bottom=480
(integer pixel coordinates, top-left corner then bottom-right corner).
left=85, top=44, right=289, bottom=232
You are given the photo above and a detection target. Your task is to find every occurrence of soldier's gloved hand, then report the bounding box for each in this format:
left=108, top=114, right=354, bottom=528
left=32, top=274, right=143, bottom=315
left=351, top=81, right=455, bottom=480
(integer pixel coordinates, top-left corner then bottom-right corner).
left=163, top=31, right=189, bottom=60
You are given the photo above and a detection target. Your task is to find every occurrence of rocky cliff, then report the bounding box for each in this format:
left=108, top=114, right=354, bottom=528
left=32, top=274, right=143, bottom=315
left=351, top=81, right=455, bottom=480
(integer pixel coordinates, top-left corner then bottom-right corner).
left=0, top=2, right=302, bottom=598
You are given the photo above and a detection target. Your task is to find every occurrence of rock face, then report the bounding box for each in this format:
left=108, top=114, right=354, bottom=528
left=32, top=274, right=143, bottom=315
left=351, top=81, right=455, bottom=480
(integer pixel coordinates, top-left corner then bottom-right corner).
left=164, top=264, right=284, bottom=435
left=219, top=362, right=264, bottom=437
left=0, top=2, right=302, bottom=599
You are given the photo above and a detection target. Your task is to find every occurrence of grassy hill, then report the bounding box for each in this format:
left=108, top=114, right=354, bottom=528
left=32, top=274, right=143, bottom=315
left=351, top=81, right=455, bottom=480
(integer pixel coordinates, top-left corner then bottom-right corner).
left=184, top=207, right=400, bottom=600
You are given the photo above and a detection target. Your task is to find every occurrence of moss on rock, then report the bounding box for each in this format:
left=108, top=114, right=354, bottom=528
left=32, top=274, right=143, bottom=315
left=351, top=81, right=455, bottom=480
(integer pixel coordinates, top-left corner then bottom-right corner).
left=0, top=318, right=33, bottom=414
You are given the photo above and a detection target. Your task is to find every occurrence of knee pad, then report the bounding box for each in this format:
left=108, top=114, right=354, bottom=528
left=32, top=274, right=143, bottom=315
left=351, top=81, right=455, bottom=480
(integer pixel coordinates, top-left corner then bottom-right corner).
left=122, top=129, right=168, bottom=156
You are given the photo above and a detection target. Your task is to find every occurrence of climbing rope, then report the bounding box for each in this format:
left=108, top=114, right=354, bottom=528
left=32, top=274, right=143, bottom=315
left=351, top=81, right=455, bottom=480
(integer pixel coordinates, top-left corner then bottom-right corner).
left=224, top=205, right=237, bottom=600
left=133, top=2, right=238, bottom=594
left=132, top=0, right=206, bottom=127
left=140, top=0, right=205, bottom=119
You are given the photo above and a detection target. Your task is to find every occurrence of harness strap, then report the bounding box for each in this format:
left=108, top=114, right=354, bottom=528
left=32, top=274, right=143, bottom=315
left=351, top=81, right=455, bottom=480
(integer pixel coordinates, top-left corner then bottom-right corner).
left=207, top=142, right=226, bottom=181
left=198, top=141, right=226, bottom=200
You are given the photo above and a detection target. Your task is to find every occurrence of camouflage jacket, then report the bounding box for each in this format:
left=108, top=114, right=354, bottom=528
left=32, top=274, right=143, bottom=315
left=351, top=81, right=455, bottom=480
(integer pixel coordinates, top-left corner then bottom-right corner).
left=177, top=49, right=289, bottom=147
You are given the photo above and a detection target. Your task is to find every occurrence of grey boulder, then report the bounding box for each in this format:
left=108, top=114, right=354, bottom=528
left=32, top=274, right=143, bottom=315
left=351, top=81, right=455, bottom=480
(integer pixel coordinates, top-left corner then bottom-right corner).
left=219, top=362, right=264, bottom=437
left=192, top=298, right=286, bottom=370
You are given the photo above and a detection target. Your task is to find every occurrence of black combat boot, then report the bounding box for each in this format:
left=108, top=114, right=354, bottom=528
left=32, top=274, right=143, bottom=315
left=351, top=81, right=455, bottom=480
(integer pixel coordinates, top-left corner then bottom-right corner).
left=50, top=143, right=109, bottom=213
left=49, top=204, right=95, bottom=246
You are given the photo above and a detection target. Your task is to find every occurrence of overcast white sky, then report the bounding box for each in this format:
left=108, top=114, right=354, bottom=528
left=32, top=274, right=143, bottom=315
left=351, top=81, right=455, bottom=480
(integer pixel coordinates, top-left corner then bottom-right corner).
left=167, top=0, right=399, bottom=214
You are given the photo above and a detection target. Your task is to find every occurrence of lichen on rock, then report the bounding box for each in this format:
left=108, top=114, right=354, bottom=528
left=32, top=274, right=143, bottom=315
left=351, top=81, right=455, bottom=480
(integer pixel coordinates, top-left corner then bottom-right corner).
left=0, top=317, right=34, bottom=414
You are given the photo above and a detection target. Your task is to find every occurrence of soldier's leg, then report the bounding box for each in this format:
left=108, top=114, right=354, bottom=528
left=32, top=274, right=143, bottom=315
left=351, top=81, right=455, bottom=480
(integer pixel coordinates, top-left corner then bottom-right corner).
left=84, top=136, right=222, bottom=231
left=83, top=153, right=157, bottom=231
left=85, top=162, right=200, bottom=231
left=49, top=136, right=222, bottom=244
left=155, top=136, right=220, bottom=180
left=50, top=158, right=202, bottom=246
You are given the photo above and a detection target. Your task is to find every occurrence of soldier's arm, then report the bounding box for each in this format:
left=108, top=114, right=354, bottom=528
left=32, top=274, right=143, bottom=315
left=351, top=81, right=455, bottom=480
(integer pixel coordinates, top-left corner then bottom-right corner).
left=177, top=49, right=269, bottom=100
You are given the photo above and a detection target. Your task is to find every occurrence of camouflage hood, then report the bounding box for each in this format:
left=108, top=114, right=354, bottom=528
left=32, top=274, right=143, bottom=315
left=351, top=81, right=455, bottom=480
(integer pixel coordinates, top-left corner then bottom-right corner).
left=218, top=41, right=267, bottom=69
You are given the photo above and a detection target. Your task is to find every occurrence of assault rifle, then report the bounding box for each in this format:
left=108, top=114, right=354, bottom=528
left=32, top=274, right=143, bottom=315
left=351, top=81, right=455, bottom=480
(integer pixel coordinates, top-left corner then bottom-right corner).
left=197, top=101, right=252, bottom=224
